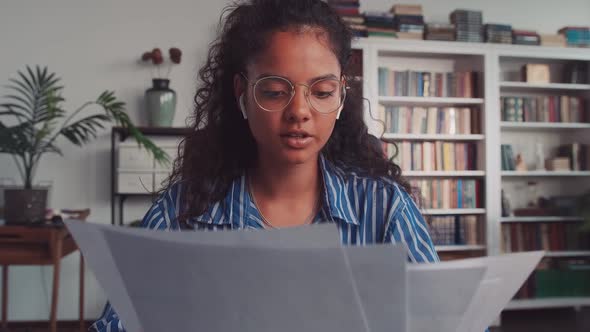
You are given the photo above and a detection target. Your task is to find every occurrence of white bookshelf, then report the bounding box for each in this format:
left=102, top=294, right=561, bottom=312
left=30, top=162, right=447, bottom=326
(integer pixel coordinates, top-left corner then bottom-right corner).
left=404, top=170, right=485, bottom=177
left=501, top=170, right=590, bottom=177
left=382, top=133, right=485, bottom=141
left=501, top=122, right=590, bottom=130
left=499, top=81, right=590, bottom=90
left=378, top=96, right=484, bottom=106
left=506, top=298, right=590, bottom=310
left=353, top=37, right=590, bottom=312
left=497, top=47, right=590, bottom=312
left=435, top=245, right=486, bottom=252
left=499, top=216, right=583, bottom=223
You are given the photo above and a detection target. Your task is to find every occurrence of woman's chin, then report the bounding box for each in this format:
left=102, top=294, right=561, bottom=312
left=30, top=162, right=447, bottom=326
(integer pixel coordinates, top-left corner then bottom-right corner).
left=277, top=149, right=318, bottom=165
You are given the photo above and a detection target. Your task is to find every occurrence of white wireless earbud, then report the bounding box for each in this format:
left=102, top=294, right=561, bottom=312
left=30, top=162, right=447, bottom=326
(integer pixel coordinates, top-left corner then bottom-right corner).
left=239, top=94, right=247, bottom=119
left=336, top=84, right=346, bottom=120
left=336, top=105, right=343, bottom=120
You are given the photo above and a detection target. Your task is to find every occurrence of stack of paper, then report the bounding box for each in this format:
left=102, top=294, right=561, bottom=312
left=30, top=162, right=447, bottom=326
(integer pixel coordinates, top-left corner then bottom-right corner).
left=66, top=221, right=543, bottom=332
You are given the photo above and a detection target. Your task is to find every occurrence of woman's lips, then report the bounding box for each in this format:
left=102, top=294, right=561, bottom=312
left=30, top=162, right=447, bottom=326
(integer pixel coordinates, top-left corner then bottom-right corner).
left=280, top=133, right=313, bottom=149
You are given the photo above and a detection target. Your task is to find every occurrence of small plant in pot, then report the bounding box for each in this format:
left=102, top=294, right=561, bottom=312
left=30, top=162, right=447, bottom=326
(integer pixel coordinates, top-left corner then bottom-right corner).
left=0, top=66, right=167, bottom=224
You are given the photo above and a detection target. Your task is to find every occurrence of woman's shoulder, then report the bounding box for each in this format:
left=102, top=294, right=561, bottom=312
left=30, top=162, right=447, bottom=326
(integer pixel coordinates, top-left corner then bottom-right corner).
left=324, top=160, right=415, bottom=214
left=140, top=182, right=184, bottom=230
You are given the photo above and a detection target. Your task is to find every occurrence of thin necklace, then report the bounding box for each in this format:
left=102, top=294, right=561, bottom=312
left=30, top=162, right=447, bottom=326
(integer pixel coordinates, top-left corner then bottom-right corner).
left=247, top=176, right=320, bottom=229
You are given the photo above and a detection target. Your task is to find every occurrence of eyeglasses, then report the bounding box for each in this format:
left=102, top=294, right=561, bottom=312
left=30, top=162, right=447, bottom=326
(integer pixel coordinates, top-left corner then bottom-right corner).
left=241, top=73, right=347, bottom=114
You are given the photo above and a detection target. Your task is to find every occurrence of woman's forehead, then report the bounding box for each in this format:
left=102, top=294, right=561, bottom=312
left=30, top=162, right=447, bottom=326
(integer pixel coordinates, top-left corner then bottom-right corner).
left=247, top=29, right=341, bottom=81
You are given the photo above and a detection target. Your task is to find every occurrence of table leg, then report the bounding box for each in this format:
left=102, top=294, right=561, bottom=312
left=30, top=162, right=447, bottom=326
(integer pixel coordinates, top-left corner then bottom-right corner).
left=2, top=265, right=7, bottom=331
left=50, top=237, right=63, bottom=332
left=79, top=254, right=85, bottom=332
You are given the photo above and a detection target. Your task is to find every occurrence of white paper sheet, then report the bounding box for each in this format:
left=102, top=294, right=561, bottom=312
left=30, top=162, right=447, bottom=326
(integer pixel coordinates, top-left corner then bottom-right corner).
left=65, top=221, right=143, bottom=332
left=344, top=244, right=408, bottom=332
left=107, top=223, right=410, bottom=332
left=442, top=251, right=545, bottom=332
left=66, top=221, right=542, bottom=332
left=101, top=226, right=372, bottom=332
left=407, top=263, right=487, bottom=332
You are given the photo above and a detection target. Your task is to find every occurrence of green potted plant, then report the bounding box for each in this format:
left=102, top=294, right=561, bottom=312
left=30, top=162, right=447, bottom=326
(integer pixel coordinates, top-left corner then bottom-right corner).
left=0, top=66, right=167, bottom=224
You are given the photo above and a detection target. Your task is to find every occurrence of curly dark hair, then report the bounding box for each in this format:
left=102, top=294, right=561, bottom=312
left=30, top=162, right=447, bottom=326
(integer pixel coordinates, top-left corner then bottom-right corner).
left=165, top=0, right=409, bottom=224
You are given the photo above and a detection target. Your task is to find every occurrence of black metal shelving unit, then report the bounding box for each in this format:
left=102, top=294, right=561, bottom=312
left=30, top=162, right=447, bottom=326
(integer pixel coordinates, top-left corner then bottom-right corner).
left=110, top=127, right=190, bottom=225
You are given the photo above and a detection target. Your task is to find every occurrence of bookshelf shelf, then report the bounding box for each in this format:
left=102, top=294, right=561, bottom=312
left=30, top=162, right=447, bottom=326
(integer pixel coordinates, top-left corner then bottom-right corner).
left=404, top=171, right=485, bottom=177
left=505, top=298, right=590, bottom=310
left=422, top=208, right=486, bottom=215
left=499, top=81, right=590, bottom=91
left=435, top=245, right=486, bottom=252
left=499, top=216, right=583, bottom=223
left=382, top=133, right=485, bottom=141
left=501, top=170, right=590, bottom=177
left=544, top=251, right=590, bottom=257
left=501, top=122, right=590, bottom=130
left=378, top=96, right=484, bottom=106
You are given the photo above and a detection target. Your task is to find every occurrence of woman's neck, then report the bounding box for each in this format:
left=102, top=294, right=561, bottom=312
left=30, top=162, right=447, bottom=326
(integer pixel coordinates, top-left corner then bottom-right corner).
left=250, top=154, right=321, bottom=199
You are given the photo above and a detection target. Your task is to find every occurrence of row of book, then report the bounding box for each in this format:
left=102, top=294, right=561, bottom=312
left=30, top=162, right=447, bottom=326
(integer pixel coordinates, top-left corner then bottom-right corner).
left=327, top=0, right=366, bottom=37
left=559, top=27, right=590, bottom=48
left=501, top=96, right=587, bottom=123
left=424, top=23, right=454, bottom=41
left=485, top=24, right=512, bottom=44
left=411, top=179, right=482, bottom=209
left=515, top=258, right=590, bottom=299
left=391, top=4, right=424, bottom=40
left=378, top=68, right=481, bottom=98
left=362, top=12, right=394, bottom=37
left=501, top=222, right=590, bottom=253
left=387, top=141, right=478, bottom=172
left=451, top=9, right=483, bottom=43
left=328, top=2, right=588, bottom=48
left=429, top=215, right=481, bottom=246
left=378, top=106, right=481, bottom=135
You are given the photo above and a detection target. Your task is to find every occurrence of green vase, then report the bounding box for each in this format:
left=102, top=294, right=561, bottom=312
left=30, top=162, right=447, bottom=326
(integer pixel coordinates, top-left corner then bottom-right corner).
left=146, top=78, right=176, bottom=127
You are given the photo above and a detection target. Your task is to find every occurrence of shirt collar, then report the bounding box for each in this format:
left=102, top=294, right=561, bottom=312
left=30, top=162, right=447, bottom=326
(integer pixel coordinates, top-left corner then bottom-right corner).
left=193, top=154, right=360, bottom=227
left=319, top=155, right=360, bottom=226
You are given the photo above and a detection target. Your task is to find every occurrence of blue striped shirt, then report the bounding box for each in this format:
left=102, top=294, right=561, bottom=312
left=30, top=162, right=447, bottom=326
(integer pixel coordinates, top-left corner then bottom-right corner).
left=91, top=155, right=439, bottom=332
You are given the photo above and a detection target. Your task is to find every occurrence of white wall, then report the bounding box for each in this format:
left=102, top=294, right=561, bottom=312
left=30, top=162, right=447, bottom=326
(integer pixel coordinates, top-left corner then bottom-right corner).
left=0, top=0, right=589, bottom=323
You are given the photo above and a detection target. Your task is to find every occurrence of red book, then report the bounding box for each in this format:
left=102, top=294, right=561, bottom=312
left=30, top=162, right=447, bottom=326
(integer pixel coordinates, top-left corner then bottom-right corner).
left=549, top=97, right=556, bottom=122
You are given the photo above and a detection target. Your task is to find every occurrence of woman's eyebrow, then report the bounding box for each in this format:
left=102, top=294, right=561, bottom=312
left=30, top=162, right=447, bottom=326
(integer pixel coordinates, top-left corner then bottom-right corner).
left=254, top=73, right=339, bottom=83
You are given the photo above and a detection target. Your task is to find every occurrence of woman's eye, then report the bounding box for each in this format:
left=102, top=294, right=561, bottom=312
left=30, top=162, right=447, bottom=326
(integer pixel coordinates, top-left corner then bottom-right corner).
left=261, top=90, right=288, bottom=98
left=313, top=91, right=335, bottom=99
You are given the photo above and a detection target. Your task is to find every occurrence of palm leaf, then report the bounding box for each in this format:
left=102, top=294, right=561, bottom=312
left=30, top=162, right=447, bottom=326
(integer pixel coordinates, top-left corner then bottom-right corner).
left=95, top=91, right=168, bottom=165
left=0, top=122, right=35, bottom=154
left=60, top=114, right=108, bottom=146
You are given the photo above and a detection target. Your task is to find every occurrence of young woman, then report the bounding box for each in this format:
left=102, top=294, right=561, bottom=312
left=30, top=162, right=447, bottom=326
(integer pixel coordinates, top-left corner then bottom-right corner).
left=92, top=0, right=438, bottom=330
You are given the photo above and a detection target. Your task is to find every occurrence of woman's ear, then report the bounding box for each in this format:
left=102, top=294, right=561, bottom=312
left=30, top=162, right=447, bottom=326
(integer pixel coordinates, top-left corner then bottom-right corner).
left=234, top=74, right=248, bottom=119
left=233, top=73, right=244, bottom=101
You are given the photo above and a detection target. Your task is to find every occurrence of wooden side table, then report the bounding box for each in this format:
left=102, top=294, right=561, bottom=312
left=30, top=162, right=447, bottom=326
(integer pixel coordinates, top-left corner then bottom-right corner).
left=0, top=217, right=87, bottom=332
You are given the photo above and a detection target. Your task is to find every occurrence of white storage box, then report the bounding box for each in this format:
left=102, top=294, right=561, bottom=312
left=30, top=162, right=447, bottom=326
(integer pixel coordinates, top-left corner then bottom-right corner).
left=118, top=144, right=154, bottom=169
left=117, top=171, right=154, bottom=194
